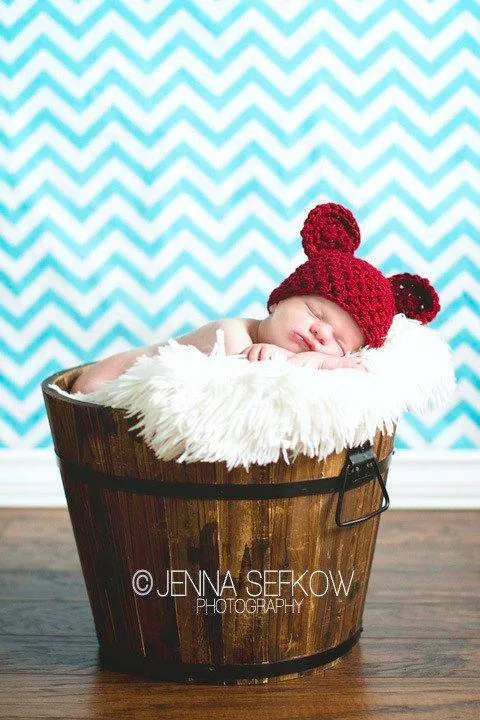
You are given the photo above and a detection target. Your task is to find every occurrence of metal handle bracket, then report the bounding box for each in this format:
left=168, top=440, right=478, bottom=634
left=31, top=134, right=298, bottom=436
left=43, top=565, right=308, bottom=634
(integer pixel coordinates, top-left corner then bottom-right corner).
left=335, top=443, right=391, bottom=527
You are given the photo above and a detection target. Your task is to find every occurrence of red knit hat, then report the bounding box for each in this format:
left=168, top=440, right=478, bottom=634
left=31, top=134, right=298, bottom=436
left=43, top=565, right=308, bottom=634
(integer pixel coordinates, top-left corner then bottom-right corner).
left=267, top=202, right=441, bottom=349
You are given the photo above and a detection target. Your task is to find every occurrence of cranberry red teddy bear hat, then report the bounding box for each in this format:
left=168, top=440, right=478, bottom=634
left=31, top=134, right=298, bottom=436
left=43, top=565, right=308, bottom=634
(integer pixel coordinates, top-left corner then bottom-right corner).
left=267, top=202, right=441, bottom=349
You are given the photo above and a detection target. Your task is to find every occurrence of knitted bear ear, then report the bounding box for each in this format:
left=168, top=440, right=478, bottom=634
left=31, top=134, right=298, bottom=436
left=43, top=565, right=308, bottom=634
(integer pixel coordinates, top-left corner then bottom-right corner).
left=389, top=273, right=441, bottom=323
left=300, top=202, right=361, bottom=258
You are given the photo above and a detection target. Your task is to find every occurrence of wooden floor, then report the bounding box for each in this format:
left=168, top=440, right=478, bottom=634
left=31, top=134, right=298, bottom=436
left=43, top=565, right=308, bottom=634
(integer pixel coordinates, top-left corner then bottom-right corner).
left=0, top=508, right=478, bottom=719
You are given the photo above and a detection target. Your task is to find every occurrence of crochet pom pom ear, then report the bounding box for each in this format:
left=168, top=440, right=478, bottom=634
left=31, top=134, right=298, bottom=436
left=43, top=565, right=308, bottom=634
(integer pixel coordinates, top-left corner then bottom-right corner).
left=300, top=202, right=361, bottom=257
left=389, top=273, right=441, bottom=324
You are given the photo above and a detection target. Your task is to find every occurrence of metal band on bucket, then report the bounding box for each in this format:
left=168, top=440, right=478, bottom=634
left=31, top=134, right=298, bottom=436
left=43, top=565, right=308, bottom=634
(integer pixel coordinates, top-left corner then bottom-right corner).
left=98, top=626, right=363, bottom=683
left=57, top=442, right=392, bottom=526
left=56, top=447, right=391, bottom=501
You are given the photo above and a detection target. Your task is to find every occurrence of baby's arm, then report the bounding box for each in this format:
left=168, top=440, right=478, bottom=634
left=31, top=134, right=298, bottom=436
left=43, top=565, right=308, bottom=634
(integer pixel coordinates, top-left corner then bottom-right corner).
left=70, top=343, right=161, bottom=394
left=242, top=346, right=364, bottom=369
left=70, top=319, right=253, bottom=394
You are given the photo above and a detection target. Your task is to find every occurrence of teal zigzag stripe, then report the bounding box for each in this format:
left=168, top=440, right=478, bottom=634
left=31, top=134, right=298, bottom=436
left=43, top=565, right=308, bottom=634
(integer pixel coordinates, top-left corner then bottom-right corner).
left=2, top=33, right=478, bottom=77
left=1, top=219, right=478, bottom=261
left=2, top=145, right=479, bottom=188
left=2, top=0, right=479, bottom=40
left=2, top=71, right=479, bottom=113
left=1, top=180, right=479, bottom=223
left=2, top=108, right=477, bottom=150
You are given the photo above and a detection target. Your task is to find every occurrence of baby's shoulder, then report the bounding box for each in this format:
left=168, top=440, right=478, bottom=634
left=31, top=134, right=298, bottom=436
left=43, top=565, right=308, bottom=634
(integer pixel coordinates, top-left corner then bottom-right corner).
left=222, top=316, right=256, bottom=336
left=218, top=317, right=257, bottom=353
left=173, top=316, right=256, bottom=355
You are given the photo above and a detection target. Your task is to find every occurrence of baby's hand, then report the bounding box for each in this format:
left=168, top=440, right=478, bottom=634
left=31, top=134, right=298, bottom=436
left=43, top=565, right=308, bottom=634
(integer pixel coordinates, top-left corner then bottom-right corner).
left=242, top=343, right=295, bottom=362
left=287, top=351, right=366, bottom=371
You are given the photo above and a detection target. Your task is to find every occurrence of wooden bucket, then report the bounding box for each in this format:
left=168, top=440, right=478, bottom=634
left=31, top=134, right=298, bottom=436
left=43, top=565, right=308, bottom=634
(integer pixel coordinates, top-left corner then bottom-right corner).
left=42, top=363, right=395, bottom=685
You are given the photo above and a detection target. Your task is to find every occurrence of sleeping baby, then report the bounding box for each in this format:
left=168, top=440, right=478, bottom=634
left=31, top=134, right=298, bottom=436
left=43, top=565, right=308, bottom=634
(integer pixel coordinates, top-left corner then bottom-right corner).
left=71, top=203, right=440, bottom=395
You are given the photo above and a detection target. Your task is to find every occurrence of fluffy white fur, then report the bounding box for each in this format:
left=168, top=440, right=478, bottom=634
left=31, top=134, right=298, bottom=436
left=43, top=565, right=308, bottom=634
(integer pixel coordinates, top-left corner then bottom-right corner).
left=49, top=314, right=456, bottom=471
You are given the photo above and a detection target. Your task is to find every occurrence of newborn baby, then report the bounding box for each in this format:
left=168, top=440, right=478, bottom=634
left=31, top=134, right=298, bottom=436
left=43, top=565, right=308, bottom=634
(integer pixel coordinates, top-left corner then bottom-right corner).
left=71, top=293, right=365, bottom=394
left=70, top=202, right=440, bottom=395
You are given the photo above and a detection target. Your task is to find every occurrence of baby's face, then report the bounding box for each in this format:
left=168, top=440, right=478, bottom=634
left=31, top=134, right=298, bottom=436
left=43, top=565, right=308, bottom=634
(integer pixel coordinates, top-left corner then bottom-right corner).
left=267, top=295, right=365, bottom=356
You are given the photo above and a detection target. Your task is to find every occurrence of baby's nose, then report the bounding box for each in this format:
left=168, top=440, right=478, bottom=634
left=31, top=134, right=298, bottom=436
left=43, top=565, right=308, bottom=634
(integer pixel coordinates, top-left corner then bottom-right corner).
left=311, top=322, right=334, bottom=346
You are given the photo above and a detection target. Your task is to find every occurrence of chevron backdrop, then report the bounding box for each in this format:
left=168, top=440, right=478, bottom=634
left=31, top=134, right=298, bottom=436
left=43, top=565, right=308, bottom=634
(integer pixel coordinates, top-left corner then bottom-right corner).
left=1, top=0, right=479, bottom=454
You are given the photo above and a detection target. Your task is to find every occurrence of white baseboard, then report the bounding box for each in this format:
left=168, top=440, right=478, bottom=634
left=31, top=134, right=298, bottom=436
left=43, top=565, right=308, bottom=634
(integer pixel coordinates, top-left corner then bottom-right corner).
left=0, top=449, right=479, bottom=508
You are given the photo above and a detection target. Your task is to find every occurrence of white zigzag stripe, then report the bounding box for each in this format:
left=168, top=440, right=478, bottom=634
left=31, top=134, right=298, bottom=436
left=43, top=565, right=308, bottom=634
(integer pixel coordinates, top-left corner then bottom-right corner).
left=419, top=384, right=480, bottom=423
left=452, top=346, right=480, bottom=367
left=1, top=7, right=477, bottom=61
left=361, top=201, right=480, bottom=240
left=330, top=1, right=462, bottom=23
left=2, top=266, right=306, bottom=320
left=438, top=309, right=480, bottom=338
left=2, top=228, right=299, bottom=274
left=1, top=157, right=478, bottom=211
left=1, top=0, right=105, bottom=26
left=0, top=301, right=232, bottom=372
left=3, top=47, right=479, bottom=103
left=2, top=234, right=477, bottom=282
left=369, top=244, right=480, bottom=282
left=0, top=419, right=55, bottom=448
left=2, top=196, right=479, bottom=246
left=2, top=87, right=478, bottom=140
left=3, top=121, right=477, bottom=175
left=397, top=417, right=480, bottom=449
left=2, top=1, right=468, bottom=27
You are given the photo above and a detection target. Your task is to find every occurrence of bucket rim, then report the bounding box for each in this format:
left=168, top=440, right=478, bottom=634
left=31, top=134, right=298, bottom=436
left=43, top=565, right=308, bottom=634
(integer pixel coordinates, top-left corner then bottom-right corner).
left=41, top=363, right=106, bottom=410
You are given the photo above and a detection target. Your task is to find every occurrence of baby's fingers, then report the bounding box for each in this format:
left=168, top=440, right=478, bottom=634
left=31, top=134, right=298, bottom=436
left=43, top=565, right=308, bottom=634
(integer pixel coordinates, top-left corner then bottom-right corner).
left=243, top=344, right=275, bottom=361
left=341, top=356, right=366, bottom=371
left=243, top=345, right=263, bottom=362
left=258, top=345, right=275, bottom=360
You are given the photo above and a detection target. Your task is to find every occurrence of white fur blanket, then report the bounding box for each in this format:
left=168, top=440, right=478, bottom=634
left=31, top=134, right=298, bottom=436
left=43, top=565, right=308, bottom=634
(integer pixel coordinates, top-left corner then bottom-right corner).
left=49, top=314, right=456, bottom=471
